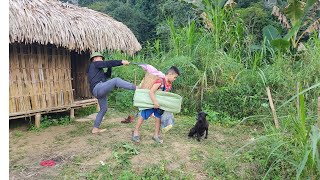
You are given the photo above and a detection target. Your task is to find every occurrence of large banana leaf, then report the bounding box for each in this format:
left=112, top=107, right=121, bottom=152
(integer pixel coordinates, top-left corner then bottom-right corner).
left=133, top=89, right=183, bottom=113
left=284, top=0, right=304, bottom=25
left=271, top=38, right=291, bottom=50
left=263, top=25, right=281, bottom=42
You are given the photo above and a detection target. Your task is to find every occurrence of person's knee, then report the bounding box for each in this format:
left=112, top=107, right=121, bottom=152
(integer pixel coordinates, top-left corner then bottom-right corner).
left=113, top=77, right=122, bottom=82
left=111, top=77, right=122, bottom=87
left=99, top=106, right=108, bottom=113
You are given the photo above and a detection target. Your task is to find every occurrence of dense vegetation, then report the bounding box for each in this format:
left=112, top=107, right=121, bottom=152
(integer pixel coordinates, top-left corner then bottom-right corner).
left=67, top=0, right=320, bottom=178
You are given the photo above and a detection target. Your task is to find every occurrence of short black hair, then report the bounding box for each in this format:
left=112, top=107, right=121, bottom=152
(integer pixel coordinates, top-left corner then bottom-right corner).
left=167, top=66, right=180, bottom=76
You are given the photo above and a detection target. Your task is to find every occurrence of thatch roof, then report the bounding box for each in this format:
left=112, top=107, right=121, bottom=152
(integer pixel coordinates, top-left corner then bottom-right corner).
left=9, top=0, right=141, bottom=55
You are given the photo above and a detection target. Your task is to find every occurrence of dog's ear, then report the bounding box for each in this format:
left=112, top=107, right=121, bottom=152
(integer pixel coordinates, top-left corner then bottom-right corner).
left=200, top=111, right=208, bottom=117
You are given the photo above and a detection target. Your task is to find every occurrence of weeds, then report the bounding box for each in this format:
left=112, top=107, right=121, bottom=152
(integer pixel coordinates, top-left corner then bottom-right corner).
left=86, top=165, right=113, bottom=180
left=28, top=115, right=72, bottom=131
left=75, top=105, right=97, bottom=117
left=112, top=143, right=139, bottom=167
left=14, top=131, right=23, bottom=138
left=142, top=162, right=170, bottom=179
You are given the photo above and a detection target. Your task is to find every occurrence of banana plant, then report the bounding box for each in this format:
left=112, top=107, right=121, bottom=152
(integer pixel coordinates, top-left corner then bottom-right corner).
left=263, top=0, right=319, bottom=50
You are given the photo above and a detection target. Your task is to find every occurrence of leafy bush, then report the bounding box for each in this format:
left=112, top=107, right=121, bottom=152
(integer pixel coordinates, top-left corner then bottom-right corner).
left=203, top=84, right=266, bottom=120
left=108, top=90, right=135, bottom=112
left=74, top=105, right=97, bottom=117
left=236, top=4, right=271, bottom=41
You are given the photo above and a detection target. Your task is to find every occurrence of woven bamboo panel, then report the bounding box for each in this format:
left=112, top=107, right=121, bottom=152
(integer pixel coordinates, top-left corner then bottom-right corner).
left=139, top=72, right=161, bottom=89
left=9, top=43, right=74, bottom=114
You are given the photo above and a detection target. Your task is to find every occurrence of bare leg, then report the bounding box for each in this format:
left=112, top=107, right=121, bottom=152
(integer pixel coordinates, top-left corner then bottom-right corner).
left=154, top=117, right=161, bottom=137
left=133, top=116, right=144, bottom=136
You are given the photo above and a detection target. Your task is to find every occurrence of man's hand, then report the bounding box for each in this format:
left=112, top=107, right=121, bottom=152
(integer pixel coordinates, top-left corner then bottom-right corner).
left=153, top=101, right=160, bottom=109
left=121, top=60, right=130, bottom=65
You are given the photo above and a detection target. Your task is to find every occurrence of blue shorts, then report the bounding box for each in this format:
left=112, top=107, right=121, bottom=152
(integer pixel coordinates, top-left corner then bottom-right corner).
left=140, top=108, right=163, bottom=120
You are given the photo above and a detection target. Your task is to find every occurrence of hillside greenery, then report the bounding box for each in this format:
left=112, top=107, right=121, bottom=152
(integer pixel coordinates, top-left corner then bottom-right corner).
left=70, top=0, right=320, bottom=178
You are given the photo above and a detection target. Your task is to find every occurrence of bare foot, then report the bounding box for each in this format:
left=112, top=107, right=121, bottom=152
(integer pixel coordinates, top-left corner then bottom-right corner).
left=92, top=128, right=106, bottom=134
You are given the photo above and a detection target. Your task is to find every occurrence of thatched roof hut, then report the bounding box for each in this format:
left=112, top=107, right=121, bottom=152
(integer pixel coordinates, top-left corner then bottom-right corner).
left=9, top=0, right=141, bottom=122
left=9, top=0, right=141, bottom=54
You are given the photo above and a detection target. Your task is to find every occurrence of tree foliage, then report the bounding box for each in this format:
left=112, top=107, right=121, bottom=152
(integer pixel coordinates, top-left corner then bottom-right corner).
left=78, top=0, right=197, bottom=44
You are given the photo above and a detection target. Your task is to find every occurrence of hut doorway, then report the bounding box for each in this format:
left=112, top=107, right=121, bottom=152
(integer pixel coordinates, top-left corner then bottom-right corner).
left=70, top=51, right=92, bottom=101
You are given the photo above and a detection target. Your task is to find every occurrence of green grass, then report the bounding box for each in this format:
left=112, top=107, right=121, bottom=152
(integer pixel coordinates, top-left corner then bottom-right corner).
left=67, top=122, right=92, bottom=137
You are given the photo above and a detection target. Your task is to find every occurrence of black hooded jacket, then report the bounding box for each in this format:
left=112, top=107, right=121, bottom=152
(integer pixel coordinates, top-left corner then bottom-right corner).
left=87, top=60, right=123, bottom=94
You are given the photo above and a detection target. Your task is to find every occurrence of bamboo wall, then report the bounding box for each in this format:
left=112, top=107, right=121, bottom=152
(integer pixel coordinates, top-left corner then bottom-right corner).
left=9, top=43, right=73, bottom=114
left=71, top=51, right=92, bottom=99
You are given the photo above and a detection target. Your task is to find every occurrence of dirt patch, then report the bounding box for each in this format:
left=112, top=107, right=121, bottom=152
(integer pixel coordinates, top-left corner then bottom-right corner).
left=9, top=113, right=257, bottom=179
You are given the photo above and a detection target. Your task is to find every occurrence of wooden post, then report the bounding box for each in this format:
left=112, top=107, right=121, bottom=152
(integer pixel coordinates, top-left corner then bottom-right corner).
left=35, top=113, right=41, bottom=128
left=266, top=87, right=280, bottom=129
left=70, top=108, right=75, bottom=119
left=96, top=103, right=100, bottom=112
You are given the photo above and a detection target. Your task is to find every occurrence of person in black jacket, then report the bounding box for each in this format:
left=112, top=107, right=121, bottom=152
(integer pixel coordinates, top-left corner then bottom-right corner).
left=87, top=52, right=136, bottom=134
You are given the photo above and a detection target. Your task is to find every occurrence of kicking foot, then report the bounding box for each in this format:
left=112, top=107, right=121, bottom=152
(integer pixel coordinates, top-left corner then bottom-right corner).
left=92, top=128, right=106, bottom=134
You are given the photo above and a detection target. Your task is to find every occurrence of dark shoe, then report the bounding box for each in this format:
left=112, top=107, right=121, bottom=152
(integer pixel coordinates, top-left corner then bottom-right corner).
left=132, top=135, right=140, bottom=143
left=152, top=136, right=163, bottom=144
left=121, top=115, right=134, bottom=123
left=131, top=131, right=140, bottom=143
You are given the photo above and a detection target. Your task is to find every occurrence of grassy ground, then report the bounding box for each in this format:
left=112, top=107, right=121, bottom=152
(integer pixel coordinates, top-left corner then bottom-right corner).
left=9, top=108, right=264, bottom=179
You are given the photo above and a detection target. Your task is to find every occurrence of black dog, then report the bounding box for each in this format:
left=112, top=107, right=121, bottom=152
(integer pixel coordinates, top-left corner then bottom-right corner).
left=188, top=112, right=209, bottom=141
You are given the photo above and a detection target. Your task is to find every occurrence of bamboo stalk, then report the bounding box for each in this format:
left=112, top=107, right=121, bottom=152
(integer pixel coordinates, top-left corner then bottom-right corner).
left=9, top=44, right=18, bottom=113
left=30, top=45, right=39, bottom=110
left=44, top=46, right=52, bottom=108
left=21, top=44, right=31, bottom=111
left=266, top=86, right=280, bottom=129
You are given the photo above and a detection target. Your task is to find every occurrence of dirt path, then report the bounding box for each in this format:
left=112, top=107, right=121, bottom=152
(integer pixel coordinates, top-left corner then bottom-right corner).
left=9, top=111, right=258, bottom=179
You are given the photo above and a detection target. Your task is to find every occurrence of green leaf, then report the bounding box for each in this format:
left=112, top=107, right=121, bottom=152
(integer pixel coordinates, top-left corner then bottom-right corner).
left=271, top=38, right=290, bottom=50
left=296, top=148, right=311, bottom=179
left=263, top=25, right=281, bottom=41
left=284, top=0, right=304, bottom=24
left=310, top=126, right=320, bottom=162
left=277, top=82, right=320, bottom=110
left=298, top=85, right=306, bottom=137
left=249, top=45, right=262, bottom=50
left=284, top=21, right=302, bottom=41
left=305, top=0, right=318, bottom=12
